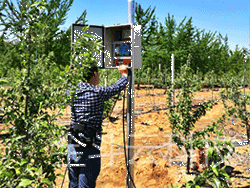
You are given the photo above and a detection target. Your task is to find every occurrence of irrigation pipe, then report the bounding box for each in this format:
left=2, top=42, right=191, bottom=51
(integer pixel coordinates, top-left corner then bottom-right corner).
left=122, top=88, right=137, bottom=188
left=0, top=98, right=223, bottom=140
left=116, top=99, right=220, bottom=118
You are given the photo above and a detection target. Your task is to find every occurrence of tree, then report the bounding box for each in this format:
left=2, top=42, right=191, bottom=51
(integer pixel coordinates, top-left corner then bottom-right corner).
left=0, top=35, right=22, bottom=78
left=134, top=3, right=158, bottom=88
left=192, top=29, right=217, bottom=77
left=0, top=0, right=87, bottom=77
left=0, top=0, right=102, bottom=187
left=172, top=17, right=196, bottom=71
left=226, top=45, right=245, bottom=77
left=157, top=13, right=177, bottom=53
left=151, top=13, right=177, bottom=85
left=135, top=3, right=158, bottom=52
left=220, top=79, right=250, bottom=145
left=167, top=62, right=217, bottom=174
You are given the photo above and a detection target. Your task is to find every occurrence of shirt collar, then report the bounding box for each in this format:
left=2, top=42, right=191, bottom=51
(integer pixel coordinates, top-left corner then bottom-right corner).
left=78, top=82, right=95, bottom=90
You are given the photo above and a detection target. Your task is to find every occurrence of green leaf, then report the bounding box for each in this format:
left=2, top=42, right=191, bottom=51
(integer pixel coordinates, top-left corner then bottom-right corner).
left=13, top=135, right=26, bottom=141
left=35, top=186, right=43, bottom=188
left=38, top=165, right=43, bottom=174
left=83, top=33, right=94, bottom=38
left=84, top=52, right=90, bottom=57
left=20, top=158, right=28, bottom=166
left=15, top=168, right=21, bottom=175
left=212, top=177, right=221, bottom=188
left=0, top=79, right=8, bottom=84
left=212, top=165, right=219, bottom=176
left=207, top=146, right=214, bottom=159
left=39, top=148, right=45, bottom=153
left=41, top=178, right=52, bottom=186
left=0, top=170, right=14, bottom=177
left=57, top=173, right=64, bottom=177
left=221, top=167, right=230, bottom=179
left=21, top=10, right=26, bottom=17
left=18, top=178, right=33, bottom=186
left=31, top=167, right=39, bottom=171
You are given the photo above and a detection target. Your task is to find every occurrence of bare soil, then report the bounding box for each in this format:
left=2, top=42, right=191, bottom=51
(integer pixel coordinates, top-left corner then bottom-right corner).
left=1, top=86, right=250, bottom=187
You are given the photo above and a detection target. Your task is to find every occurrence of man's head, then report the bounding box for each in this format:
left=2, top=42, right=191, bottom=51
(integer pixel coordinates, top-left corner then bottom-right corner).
left=85, top=64, right=99, bottom=86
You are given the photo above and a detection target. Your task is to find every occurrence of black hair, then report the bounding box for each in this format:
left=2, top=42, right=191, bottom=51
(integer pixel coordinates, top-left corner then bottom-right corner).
left=84, top=63, right=99, bottom=81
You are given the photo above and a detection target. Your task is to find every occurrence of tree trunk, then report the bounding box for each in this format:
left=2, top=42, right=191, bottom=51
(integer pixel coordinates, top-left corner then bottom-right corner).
left=247, top=124, right=250, bottom=145
left=137, top=83, right=140, bottom=89
left=186, top=149, right=191, bottom=174
left=23, top=31, right=31, bottom=159
left=196, top=147, right=208, bottom=172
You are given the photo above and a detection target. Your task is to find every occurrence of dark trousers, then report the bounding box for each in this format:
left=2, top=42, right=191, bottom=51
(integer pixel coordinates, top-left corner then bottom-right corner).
left=67, top=131, right=102, bottom=188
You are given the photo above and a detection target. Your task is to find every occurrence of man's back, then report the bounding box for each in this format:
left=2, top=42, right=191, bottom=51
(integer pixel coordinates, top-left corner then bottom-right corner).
left=68, top=64, right=128, bottom=188
left=71, top=75, right=128, bottom=129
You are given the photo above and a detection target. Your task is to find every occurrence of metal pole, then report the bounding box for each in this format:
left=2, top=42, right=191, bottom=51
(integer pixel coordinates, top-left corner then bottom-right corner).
left=171, top=54, right=175, bottom=107
left=127, top=0, right=135, bottom=188
left=128, top=0, right=135, bottom=25
left=243, top=55, right=246, bottom=97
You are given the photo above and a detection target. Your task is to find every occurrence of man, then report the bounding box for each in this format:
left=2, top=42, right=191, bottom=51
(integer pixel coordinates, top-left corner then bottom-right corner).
left=68, top=63, right=128, bottom=188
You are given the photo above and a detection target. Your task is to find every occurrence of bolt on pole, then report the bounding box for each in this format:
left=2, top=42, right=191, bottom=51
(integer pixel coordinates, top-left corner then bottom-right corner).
left=127, top=0, right=135, bottom=188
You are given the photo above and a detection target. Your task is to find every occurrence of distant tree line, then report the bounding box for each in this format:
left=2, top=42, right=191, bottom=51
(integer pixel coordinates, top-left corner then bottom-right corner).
left=134, top=3, right=250, bottom=83
left=0, top=1, right=249, bottom=84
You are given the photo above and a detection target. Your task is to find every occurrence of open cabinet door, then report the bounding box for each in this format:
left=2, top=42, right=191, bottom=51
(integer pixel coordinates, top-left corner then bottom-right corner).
left=71, top=24, right=141, bottom=69
left=132, top=24, right=141, bottom=69
left=71, top=24, right=105, bottom=68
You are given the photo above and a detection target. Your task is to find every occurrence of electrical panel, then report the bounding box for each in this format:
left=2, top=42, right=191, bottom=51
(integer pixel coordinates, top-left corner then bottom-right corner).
left=71, top=24, right=141, bottom=69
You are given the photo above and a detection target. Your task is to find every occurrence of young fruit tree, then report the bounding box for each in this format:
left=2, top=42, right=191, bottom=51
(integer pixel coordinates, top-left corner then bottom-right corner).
left=184, top=129, right=234, bottom=188
left=0, top=0, right=102, bottom=187
left=220, top=79, right=250, bottom=145
left=167, top=62, right=221, bottom=174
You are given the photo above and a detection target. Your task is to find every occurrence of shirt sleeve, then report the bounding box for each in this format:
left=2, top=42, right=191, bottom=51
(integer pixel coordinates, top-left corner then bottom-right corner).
left=99, top=75, right=128, bottom=101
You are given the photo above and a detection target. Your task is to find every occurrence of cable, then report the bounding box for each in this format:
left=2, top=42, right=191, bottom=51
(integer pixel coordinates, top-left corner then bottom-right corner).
left=61, top=129, right=71, bottom=188
left=122, top=87, right=137, bottom=188
left=107, top=92, right=121, bottom=122
left=61, top=164, right=68, bottom=188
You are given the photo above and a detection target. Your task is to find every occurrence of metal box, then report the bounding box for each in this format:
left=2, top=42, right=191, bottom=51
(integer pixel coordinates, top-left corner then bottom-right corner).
left=71, top=24, right=141, bottom=69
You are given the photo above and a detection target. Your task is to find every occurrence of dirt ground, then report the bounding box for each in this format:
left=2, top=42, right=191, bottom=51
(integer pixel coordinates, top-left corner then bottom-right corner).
left=1, top=85, right=250, bottom=187
left=53, top=86, right=250, bottom=188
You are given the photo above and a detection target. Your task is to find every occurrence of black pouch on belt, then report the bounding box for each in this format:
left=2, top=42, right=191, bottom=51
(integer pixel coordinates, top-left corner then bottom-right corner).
left=70, top=123, right=97, bottom=148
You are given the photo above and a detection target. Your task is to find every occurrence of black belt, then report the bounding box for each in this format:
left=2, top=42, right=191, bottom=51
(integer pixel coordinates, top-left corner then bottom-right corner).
left=69, top=122, right=101, bottom=132
left=70, top=122, right=88, bottom=132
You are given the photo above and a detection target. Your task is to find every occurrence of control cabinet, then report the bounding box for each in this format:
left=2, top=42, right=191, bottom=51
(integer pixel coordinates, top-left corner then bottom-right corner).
left=71, top=24, right=141, bottom=69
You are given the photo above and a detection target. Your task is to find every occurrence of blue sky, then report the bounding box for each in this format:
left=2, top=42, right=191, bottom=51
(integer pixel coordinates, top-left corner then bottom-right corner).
left=63, top=0, right=249, bottom=51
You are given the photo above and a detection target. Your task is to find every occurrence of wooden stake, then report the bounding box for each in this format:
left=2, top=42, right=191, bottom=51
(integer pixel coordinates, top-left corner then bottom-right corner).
left=171, top=54, right=175, bottom=107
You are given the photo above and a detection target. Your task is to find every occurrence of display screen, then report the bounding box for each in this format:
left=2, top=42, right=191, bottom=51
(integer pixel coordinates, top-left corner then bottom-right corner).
left=119, top=45, right=130, bottom=56
left=114, top=42, right=131, bottom=57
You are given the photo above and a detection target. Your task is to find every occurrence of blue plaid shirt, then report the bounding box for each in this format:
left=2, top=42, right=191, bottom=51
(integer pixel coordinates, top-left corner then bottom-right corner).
left=70, top=75, right=128, bottom=129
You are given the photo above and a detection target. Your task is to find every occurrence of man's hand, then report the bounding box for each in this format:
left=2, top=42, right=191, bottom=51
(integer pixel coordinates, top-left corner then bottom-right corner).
left=118, top=65, right=128, bottom=77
